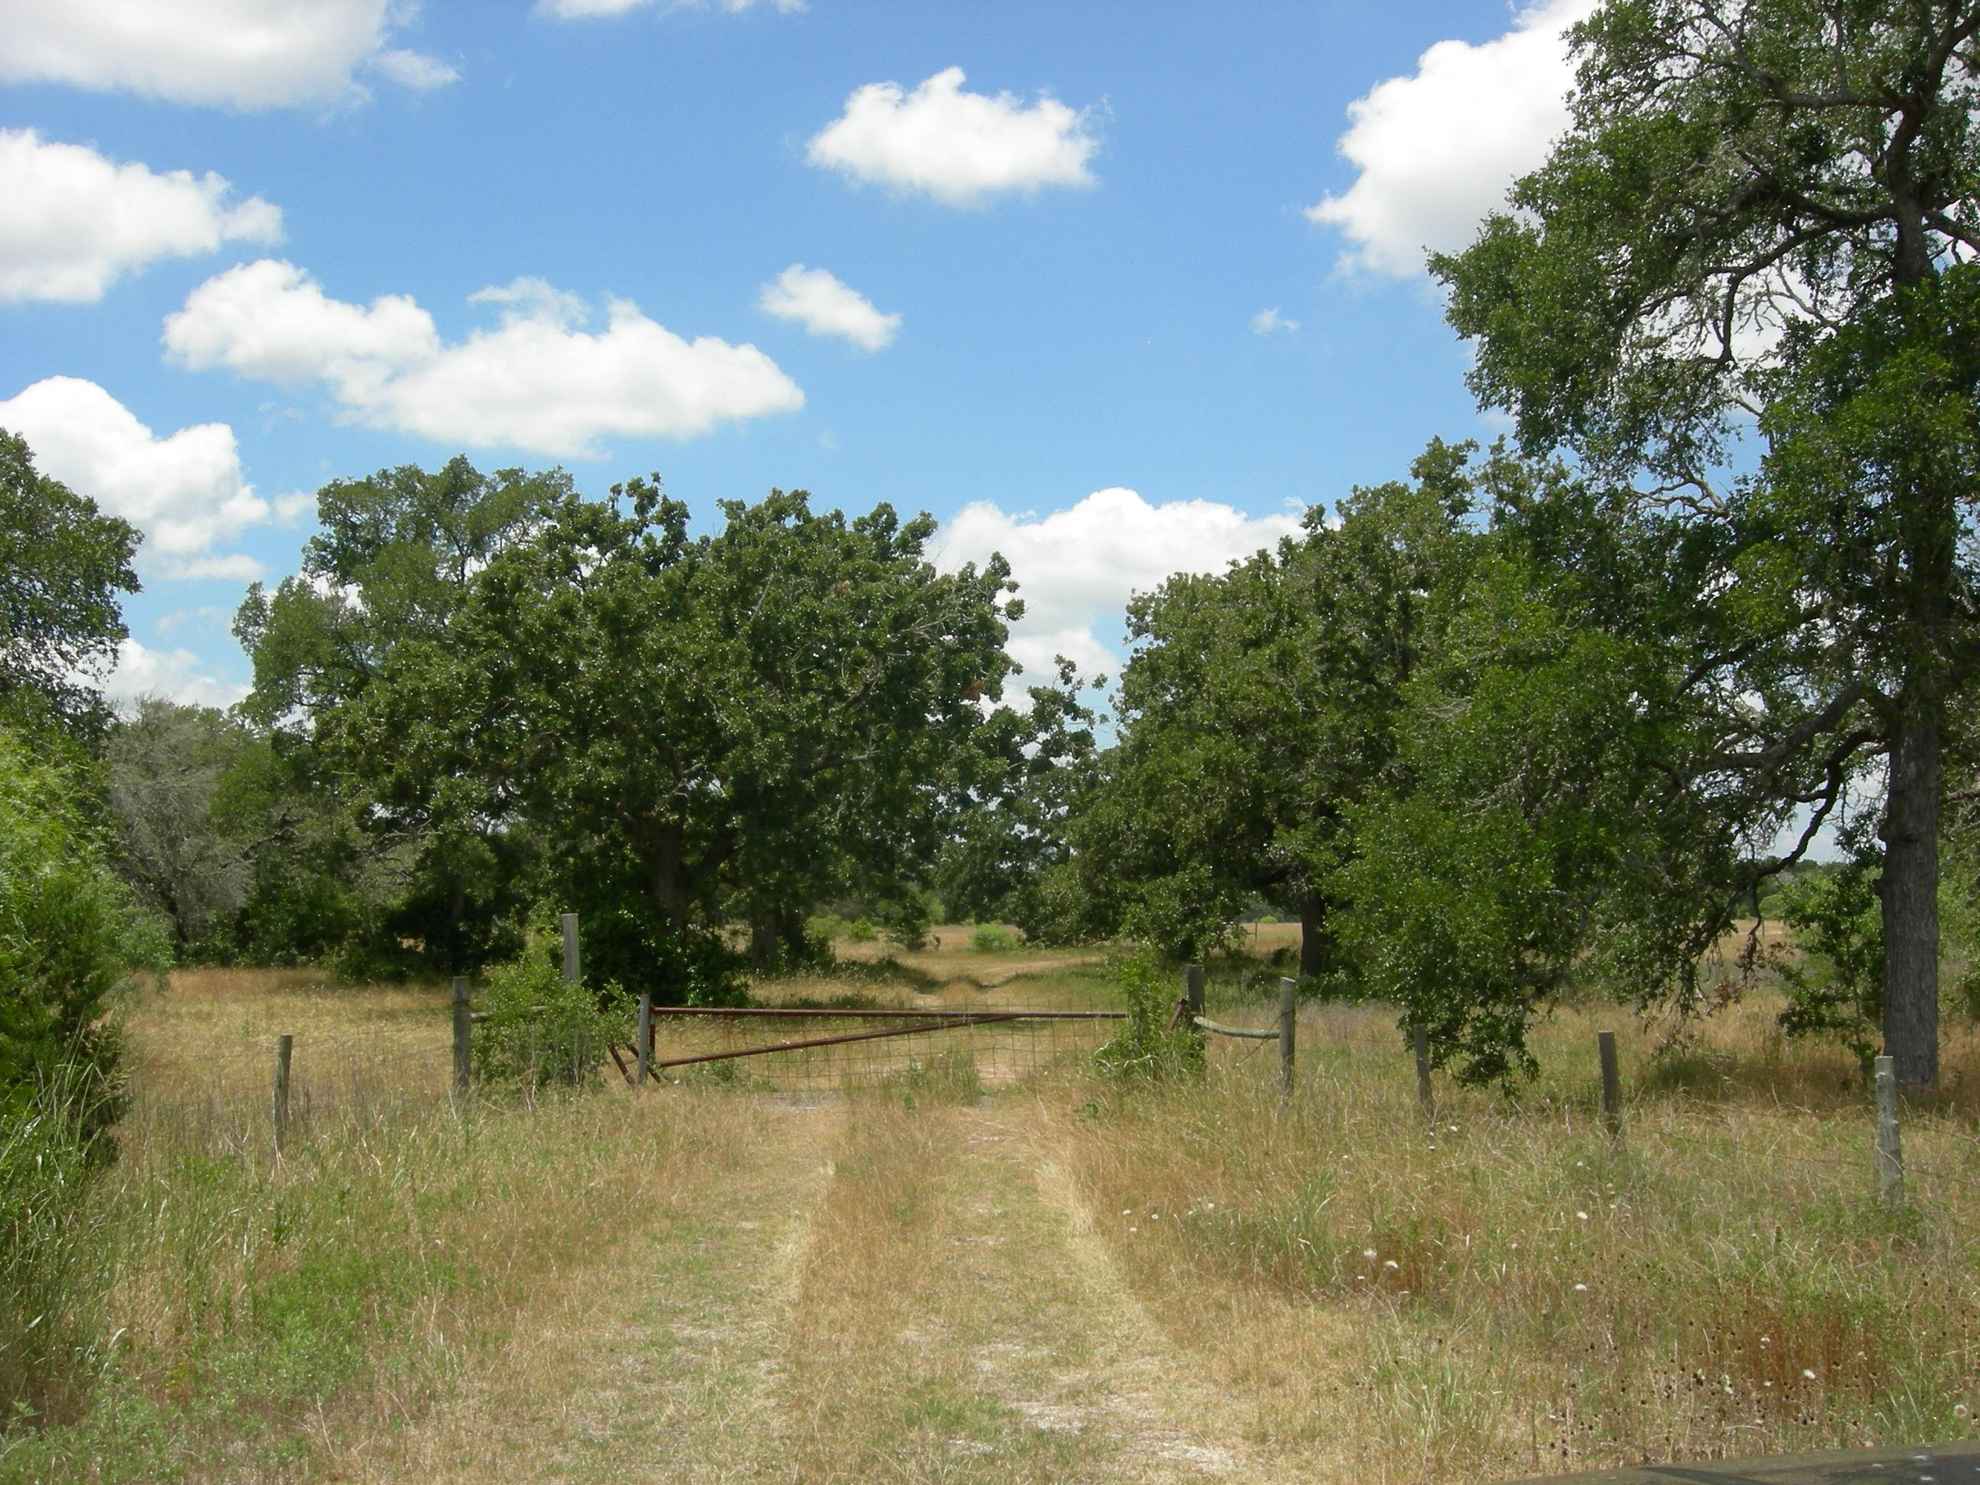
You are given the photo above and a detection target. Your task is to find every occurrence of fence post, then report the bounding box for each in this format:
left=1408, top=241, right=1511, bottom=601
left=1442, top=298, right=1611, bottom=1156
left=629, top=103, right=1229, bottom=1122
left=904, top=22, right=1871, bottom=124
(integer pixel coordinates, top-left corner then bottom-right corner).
left=1597, top=1030, right=1623, bottom=1143
left=452, top=977, right=471, bottom=1097
left=273, top=1033, right=293, bottom=1158
left=1413, top=1025, right=1434, bottom=1117
left=1875, top=1054, right=1904, bottom=1207
left=561, top=912, right=581, bottom=985
left=1278, top=977, right=1296, bottom=1101
left=637, top=989, right=653, bottom=1088
left=1184, top=963, right=1206, bottom=1061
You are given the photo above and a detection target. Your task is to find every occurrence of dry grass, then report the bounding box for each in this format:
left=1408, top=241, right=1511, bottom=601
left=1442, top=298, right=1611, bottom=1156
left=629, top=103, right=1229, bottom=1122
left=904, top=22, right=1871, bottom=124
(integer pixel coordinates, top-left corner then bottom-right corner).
left=1050, top=992, right=1980, bottom=1483
left=3, top=967, right=760, bottom=1484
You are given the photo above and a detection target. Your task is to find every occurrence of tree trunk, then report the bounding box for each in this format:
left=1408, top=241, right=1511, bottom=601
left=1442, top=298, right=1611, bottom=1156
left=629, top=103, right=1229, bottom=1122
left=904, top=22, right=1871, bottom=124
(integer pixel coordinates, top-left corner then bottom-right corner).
left=1298, top=894, right=1327, bottom=980
left=1881, top=708, right=1941, bottom=1087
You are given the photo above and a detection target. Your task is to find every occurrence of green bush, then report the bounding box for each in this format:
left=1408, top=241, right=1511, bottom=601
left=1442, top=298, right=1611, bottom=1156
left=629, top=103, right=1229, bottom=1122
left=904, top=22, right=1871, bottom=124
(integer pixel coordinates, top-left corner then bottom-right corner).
left=0, top=726, right=166, bottom=1141
left=845, top=917, right=878, bottom=943
left=1093, top=951, right=1202, bottom=1081
left=969, top=923, right=1021, bottom=953
left=470, top=933, right=631, bottom=1089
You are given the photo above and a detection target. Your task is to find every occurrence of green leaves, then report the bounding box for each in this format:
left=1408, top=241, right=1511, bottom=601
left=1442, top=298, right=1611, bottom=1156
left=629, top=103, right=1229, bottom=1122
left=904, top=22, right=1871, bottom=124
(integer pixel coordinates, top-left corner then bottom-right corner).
left=0, top=430, right=139, bottom=739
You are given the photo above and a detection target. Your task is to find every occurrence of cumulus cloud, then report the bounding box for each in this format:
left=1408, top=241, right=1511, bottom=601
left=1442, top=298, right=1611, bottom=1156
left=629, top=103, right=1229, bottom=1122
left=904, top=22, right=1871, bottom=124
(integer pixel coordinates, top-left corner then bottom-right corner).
left=539, top=0, right=804, bottom=16
left=1250, top=307, right=1299, bottom=336
left=807, top=66, right=1100, bottom=207
left=165, top=260, right=804, bottom=457
left=102, top=639, right=249, bottom=710
left=0, top=376, right=269, bottom=572
left=1306, top=0, right=1596, bottom=277
left=930, top=489, right=1303, bottom=685
left=759, top=264, right=900, bottom=351
left=0, top=130, right=281, bottom=304
left=3, top=0, right=458, bottom=109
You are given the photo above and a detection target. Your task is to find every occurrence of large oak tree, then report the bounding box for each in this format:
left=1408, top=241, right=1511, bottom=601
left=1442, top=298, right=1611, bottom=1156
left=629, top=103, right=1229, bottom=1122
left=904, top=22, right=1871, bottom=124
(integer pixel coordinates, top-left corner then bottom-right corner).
left=1434, top=0, right=1980, bottom=1084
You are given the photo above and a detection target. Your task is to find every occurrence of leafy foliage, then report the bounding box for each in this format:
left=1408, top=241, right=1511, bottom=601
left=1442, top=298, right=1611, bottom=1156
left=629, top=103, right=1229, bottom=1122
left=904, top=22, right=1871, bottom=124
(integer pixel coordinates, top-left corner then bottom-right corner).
left=1092, top=951, right=1201, bottom=1082
left=0, top=430, right=140, bottom=739
left=469, top=933, right=632, bottom=1090
left=0, top=727, right=167, bottom=1142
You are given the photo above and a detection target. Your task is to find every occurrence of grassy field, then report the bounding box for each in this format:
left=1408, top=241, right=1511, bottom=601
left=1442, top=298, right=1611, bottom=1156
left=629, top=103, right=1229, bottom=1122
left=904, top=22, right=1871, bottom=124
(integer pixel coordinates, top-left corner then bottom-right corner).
left=8, top=927, right=1980, bottom=1482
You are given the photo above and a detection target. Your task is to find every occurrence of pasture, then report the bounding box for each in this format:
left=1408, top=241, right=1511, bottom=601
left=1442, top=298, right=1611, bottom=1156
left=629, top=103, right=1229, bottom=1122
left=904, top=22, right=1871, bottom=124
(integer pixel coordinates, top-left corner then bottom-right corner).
left=9, top=926, right=1980, bottom=1484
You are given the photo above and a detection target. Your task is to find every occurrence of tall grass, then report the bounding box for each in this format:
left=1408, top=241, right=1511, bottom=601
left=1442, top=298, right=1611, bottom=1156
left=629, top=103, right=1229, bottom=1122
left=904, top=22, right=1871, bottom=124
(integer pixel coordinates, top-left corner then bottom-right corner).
left=1, top=1030, right=753, bottom=1483
left=0, top=1065, right=119, bottom=1429
left=1054, top=996, right=1980, bottom=1480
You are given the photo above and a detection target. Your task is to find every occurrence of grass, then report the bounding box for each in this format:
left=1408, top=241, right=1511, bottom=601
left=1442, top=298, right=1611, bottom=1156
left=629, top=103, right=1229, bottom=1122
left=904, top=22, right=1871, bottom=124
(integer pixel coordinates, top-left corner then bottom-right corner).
left=15, top=934, right=1980, bottom=1481
left=1, top=967, right=758, bottom=1483
left=1050, top=992, right=1980, bottom=1481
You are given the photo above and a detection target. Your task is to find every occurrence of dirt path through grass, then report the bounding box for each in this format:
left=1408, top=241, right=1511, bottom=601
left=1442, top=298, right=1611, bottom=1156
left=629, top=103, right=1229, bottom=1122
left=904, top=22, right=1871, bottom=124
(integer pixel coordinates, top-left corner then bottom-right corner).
left=338, top=1089, right=1304, bottom=1484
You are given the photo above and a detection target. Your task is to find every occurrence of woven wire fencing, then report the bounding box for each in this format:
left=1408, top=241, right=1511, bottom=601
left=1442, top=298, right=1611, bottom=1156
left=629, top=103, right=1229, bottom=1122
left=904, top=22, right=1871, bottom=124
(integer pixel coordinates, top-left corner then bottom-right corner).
left=122, top=1028, right=457, bottom=1164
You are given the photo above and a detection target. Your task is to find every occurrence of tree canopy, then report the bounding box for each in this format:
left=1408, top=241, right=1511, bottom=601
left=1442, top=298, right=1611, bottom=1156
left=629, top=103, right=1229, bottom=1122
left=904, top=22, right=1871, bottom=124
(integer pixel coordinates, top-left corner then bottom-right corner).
left=1432, top=0, right=1980, bottom=1084
left=0, top=429, right=139, bottom=738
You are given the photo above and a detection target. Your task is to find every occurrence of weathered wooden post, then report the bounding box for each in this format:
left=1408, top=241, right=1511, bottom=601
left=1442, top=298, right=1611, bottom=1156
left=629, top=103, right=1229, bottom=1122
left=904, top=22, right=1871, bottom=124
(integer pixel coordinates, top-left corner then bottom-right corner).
left=1183, top=962, right=1206, bottom=1063
left=637, top=989, right=654, bottom=1088
left=1278, top=977, right=1297, bottom=1101
left=561, top=912, right=581, bottom=985
left=1413, top=1025, right=1434, bottom=1117
left=452, top=977, right=471, bottom=1097
left=1597, top=1030, right=1623, bottom=1143
left=1875, top=1054, right=1904, bottom=1207
left=273, top=1033, right=293, bottom=1158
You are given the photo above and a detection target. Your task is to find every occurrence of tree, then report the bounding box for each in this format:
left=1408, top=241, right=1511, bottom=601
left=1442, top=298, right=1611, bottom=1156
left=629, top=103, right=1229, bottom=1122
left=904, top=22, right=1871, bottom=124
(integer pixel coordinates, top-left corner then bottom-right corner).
left=1088, top=441, right=1483, bottom=975
left=0, top=429, right=140, bottom=738
left=1433, top=0, right=1980, bottom=1084
left=104, top=699, right=252, bottom=953
left=442, top=479, right=1021, bottom=988
left=236, top=459, right=571, bottom=974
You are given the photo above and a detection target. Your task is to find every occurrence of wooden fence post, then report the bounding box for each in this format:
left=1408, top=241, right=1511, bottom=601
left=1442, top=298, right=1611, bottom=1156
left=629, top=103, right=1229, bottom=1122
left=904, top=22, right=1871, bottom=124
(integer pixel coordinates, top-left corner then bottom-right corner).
left=452, top=977, right=471, bottom=1097
left=1875, top=1054, right=1904, bottom=1207
left=1597, top=1030, right=1623, bottom=1143
left=1278, top=977, right=1296, bottom=1101
left=561, top=912, right=581, bottom=985
left=637, top=989, right=653, bottom=1088
left=1413, top=1025, right=1434, bottom=1116
left=273, top=1033, right=293, bottom=1158
left=1183, top=963, right=1205, bottom=1060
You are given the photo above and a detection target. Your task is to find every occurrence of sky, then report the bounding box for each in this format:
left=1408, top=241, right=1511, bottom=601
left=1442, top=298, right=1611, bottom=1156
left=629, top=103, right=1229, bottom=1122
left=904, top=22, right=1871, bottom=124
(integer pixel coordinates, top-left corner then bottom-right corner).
left=0, top=0, right=1602, bottom=711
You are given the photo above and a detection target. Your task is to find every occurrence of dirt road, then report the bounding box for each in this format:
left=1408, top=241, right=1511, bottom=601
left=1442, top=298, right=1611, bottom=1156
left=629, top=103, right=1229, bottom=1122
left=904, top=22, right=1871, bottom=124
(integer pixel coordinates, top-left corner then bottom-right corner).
left=338, top=1092, right=1313, bottom=1484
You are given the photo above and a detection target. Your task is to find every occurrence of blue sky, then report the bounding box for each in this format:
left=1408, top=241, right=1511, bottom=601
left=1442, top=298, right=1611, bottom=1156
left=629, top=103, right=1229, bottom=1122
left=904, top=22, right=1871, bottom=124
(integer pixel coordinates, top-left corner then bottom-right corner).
left=1, top=0, right=1596, bottom=706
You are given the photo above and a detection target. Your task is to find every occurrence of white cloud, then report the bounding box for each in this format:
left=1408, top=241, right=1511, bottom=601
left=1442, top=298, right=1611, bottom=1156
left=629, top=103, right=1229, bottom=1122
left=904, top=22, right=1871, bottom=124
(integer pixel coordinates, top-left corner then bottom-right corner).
left=163, top=553, right=267, bottom=581
left=102, top=639, right=249, bottom=710
left=759, top=264, right=900, bottom=351
left=2, top=0, right=454, bottom=109
left=1250, top=307, right=1299, bottom=336
left=806, top=66, right=1100, bottom=207
left=538, top=0, right=804, bottom=15
left=0, top=376, right=268, bottom=569
left=166, top=260, right=805, bottom=457
left=1306, top=0, right=1596, bottom=277
left=272, top=490, right=316, bottom=524
left=0, top=129, right=282, bottom=304
left=930, top=489, right=1303, bottom=685
left=370, top=48, right=461, bottom=91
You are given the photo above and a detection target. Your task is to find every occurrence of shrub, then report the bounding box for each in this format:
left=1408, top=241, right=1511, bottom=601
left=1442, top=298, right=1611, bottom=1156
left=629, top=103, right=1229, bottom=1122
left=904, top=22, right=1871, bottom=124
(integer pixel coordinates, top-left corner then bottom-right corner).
left=970, top=923, right=1021, bottom=953
left=470, top=934, right=631, bottom=1090
left=0, top=727, right=166, bottom=1145
left=845, top=917, right=878, bottom=943
left=1093, top=951, right=1202, bottom=1081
